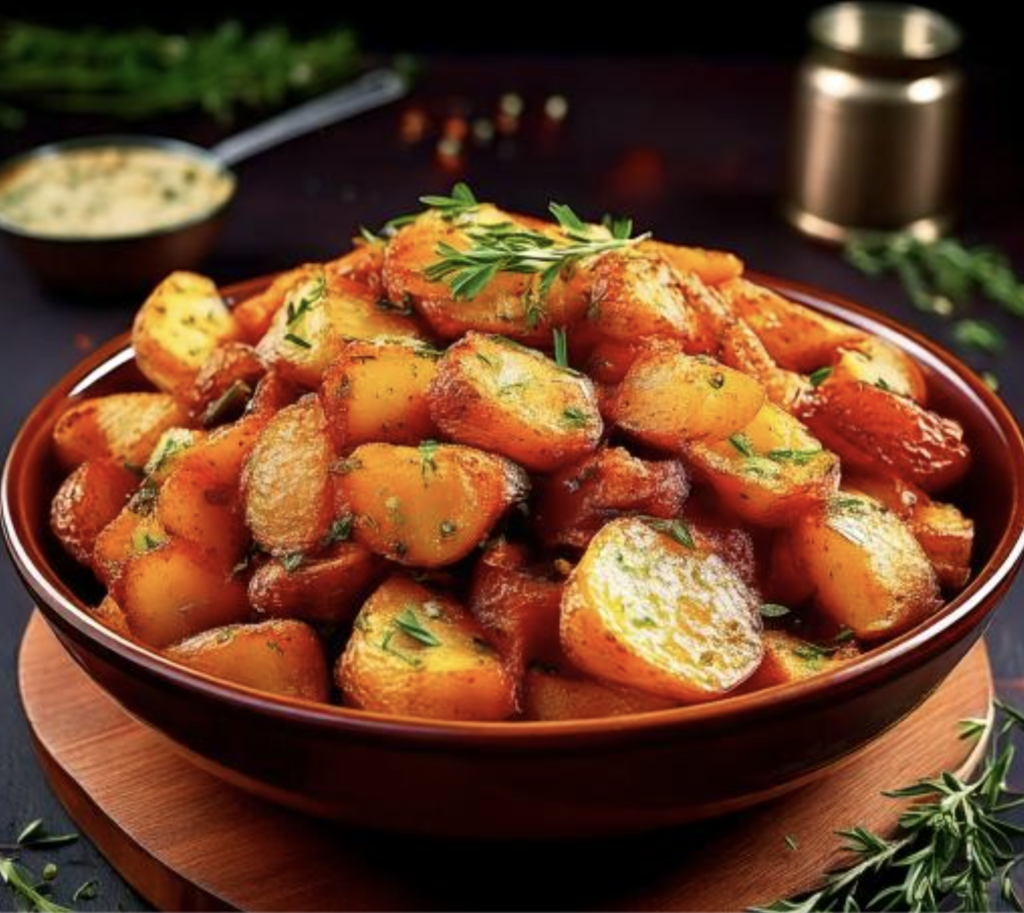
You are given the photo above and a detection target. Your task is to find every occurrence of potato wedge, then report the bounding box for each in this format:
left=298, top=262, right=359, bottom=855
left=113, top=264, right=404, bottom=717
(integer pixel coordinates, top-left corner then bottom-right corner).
left=50, top=459, right=139, bottom=565
left=165, top=620, right=329, bottom=701
left=242, top=395, right=335, bottom=557
left=257, top=266, right=425, bottom=388
left=741, top=630, right=859, bottom=691
left=132, top=271, right=240, bottom=397
left=337, top=576, right=515, bottom=720
left=428, top=333, right=602, bottom=471
left=320, top=338, right=439, bottom=450
left=610, top=347, right=765, bottom=451
left=521, top=664, right=677, bottom=720
left=186, top=342, right=266, bottom=426
left=534, top=447, right=689, bottom=549
left=830, top=337, right=928, bottom=404
left=645, top=240, right=744, bottom=286
left=783, top=493, right=941, bottom=640
left=337, top=442, right=528, bottom=566
left=687, top=401, right=839, bottom=526
left=120, top=538, right=251, bottom=647
left=561, top=517, right=763, bottom=701
left=248, top=542, right=386, bottom=623
left=53, top=392, right=187, bottom=470
left=911, top=500, right=974, bottom=590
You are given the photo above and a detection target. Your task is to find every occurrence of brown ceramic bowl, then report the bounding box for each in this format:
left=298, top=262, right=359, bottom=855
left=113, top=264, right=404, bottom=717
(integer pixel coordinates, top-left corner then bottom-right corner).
left=4, top=273, right=1024, bottom=839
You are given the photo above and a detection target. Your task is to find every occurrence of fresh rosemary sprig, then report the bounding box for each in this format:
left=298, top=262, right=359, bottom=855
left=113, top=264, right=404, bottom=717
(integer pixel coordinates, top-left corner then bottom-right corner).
left=755, top=699, right=1024, bottom=912
left=0, top=819, right=81, bottom=912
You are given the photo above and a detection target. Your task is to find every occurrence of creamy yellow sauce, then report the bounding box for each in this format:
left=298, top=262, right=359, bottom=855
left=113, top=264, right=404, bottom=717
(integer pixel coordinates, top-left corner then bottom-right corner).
left=0, top=145, right=234, bottom=239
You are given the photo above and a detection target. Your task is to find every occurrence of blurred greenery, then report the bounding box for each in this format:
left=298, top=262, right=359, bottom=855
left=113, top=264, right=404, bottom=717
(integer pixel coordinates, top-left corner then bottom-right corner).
left=0, top=19, right=362, bottom=129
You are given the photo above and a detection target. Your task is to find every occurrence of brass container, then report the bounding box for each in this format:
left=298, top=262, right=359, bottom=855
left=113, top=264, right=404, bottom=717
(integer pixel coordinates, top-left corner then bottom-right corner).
left=785, top=3, right=963, bottom=243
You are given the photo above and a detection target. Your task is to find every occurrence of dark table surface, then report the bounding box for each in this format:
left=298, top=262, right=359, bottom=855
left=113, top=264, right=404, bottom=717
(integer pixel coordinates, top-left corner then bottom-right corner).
left=1, top=55, right=1023, bottom=911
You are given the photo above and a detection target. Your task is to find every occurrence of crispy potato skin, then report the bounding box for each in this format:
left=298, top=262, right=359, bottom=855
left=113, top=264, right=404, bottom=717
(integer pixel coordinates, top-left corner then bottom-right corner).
left=120, top=538, right=251, bottom=648
left=911, top=500, right=974, bottom=591
left=741, top=630, right=859, bottom=692
left=688, top=401, right=840, bottom=526
left=320, top=339, right=439, bottom=450
left=829, top=338, right=928, bottom=404
left=50, top=459, right=139, bottom=565
left=242, top=395, right=335, bottom=556
left=534, top=447, right=689, bottom=549
left=248, top=543, right=386, bottom=623
left=521, top=665, right=678, bottom=720
left=93, top=505, right=165, bottom=590
left=337, top=576, right=515, bottom=720
left=165, top=620, right=329, bottom=701
left=53, top=392, right=187, bottom=471
left=338, top=442, right=528, bottom=566
left=132, top=271, right=240, bottom=397
left=783, top=494, right=941, bottom=640
left=428, top=333, right=603, bottom=471
left=561, top=517, right=763, bottom=701
left=610, top=346, right=765, bottom=451
left=326, top=242, right=386, bottom=294
left=186, top=342, right=266, bottom=425
left=645, top=241, right=744, bottom=286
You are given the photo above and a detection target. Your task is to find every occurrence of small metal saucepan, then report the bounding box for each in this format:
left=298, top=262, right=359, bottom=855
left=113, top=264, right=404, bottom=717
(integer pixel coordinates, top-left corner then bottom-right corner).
left=0, top=68, right=407, bottom=295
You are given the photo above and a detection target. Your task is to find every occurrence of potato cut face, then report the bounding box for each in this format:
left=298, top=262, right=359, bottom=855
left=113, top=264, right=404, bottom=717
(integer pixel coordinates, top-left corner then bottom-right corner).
left=165, top=620, right=329, bottom=702
left=132, top=271, right=240, bottom=397
left=742, top=629, right=859, bottom=691
left=786, top=493, right=941, bottom=640
left=120, top=538, right=250, bottom=648
left=320, top=338, right=440, bottom=450
left=688, top=401, right=839, bottom=526
left=93, top=505, right=166, bottom=590
left=233, top=265, right=317, bottom=343
left=428, top=332, right=603, bottom=471
left=53, top=392, right=187, bottom=471
left=830, top=338, right=928, bottom=404
left=645, top=240, right=744, bottom=286
left=521, top=665, right=678, bottom=720
left=243, top=396, right=334, bottom=556
left=561, top=517, right=763, bottom=701
left=337, top=576, right=515, bottom=720
left=610, top=348, right=765, bottom=451
left=257, top=266, right=426, bottom=388
left=338, top=442, right=528, bottom=566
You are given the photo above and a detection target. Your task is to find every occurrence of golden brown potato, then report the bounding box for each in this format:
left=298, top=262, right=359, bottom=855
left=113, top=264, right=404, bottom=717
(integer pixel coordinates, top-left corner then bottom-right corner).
left=242, top=395, right=334, bottom=557
left=561, top=517, right=763, bottom=701
left=92, top=504, right=166, bottom=590
left=186, top=342, right=266, bottom=426
left=165, top=620, right=329, bottom=701
left=533, top=447, right=689, bottom=549
left=741, top=629, right=860, bottom=691
left=829, top=337, right=928, bottom=404
left=142, top=427, right=204, bottom=484
left=91, top=595, right=132, bottom=639
left=132, top=271, right=240, bottom=397
left=337, top=576, right=515, bottom=720
left=248, top=542, right=386, bottom=623
left=609, top=346, right=765, bottom=451
left=911, top=500, right=974, bottom=590
left=521, top=664, right=677, bottom=720
left=782, top=493, right=941, bottom=640
left=53, top=392, right=187, bottom=471
left=325, top=242, right=385, bottom=295
left=337, top=442, right=528, bottom=566
left=120, top=538, right=251, bottom=647
left=841, top=470, right=923, bottom=519
left=257, top=266, right=426, bottom=388
left=687, top=401, right=839, bottom=526
left=50, top=459, right=139, bottom=565
left=428, top=332, right=602, bottom=471
left=320, top=338, right=439, bottom=450
left=232, top=266, right=317, bottom=343
left=646, top=240, right=744, bottom=286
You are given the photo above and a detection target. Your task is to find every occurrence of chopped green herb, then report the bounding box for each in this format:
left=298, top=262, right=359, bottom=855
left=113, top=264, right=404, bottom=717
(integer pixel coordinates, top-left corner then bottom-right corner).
left=760, top=603, right=792, bottom=619
left=42, top=863, right=58, bottom=881
left=729, top=433, right=756, bottom=458
left=808, top=366, right=833, bottom=388
left=640, top=516, right=695, bottom=549
left=958, top=717, right=988, bottom=741
left=200, top=379, right=253, bottom=427
left=829, top=496, right=867, bottom=514
left=144, top=428, right=194, bottom=477
left=552, top=326, right=569, bottom=368
left=380, top=629, right=424, bottom=667
left=131, top=529, right=165, bottom=554
left=123, top=461, right=145, bottom=477
left=561, top=406, right=590, bottom=429
left=419, top=439, right=439, bottom=479
left=874, top=377, right=893, bottom=392
left=439, top=519, right=458, bottom=538
left=395, top=607, right=442, bottom=647
left=767, top=448, right=823, bottom=465
left=72, top=879, right=98, bottom=902
left=708, top=372, right=726, bottom=390
left=322, top=514, right=353, bottom=546
left=419, top=182, right=480, bottom=220
left=784, top=834, right=800, bottom=852
left=281, top=552, right=304, bottom=573
left=331, top=456, right=363, bottom=474
left=266, top=640, right=284, bottom=654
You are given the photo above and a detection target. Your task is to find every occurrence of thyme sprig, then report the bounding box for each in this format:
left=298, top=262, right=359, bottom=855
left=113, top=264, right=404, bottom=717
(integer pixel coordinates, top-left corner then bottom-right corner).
left=755, top=699, right=1024, bottom=912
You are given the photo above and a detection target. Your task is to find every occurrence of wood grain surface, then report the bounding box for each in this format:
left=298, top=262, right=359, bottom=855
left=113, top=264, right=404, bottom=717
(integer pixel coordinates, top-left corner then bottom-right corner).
left=18, top=612, right=993, bottom=912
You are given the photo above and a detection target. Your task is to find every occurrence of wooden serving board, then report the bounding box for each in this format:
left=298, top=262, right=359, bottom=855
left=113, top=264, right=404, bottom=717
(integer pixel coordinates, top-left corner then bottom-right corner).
left=19, top=612, right=993, bottom=912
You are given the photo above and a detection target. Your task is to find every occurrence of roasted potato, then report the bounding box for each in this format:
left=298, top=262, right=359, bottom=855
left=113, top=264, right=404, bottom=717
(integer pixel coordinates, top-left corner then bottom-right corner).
left=428, top=332, right=602, bottom=471
left=93, top=504, right=166, bottom=589
left=257, top=266, right=425, bottom=388
left=561, top=517, right=763, bottom=701
left=242, top=395, right=335, bottom=556
left=741, top=629, right=860, bottom=691
left=646, top=240, right=744, bottom=286
left=782, top=493, right=941, bottom=640
left=325, top=242, right=385, bottom=295
left=232, top=266, right=317, bottom=342
left=337, top=442, right=528, bottom=566
left=165, top=620, right=329, bottom=701
left=320, top=338, right=439, bottom=450
left=186, top=342, right=266, bottom=426
left=609, top=346, right=765, bottom=451
left=248, top=542, right=386, bottom=623
left=132, top=271, right=240, bottom=397
left=120, top=538, right=251, bottom=647
left=90, top=595, right=133, bottom=639
left=911, top=500, right=974, bottom=590
left=50, top=459, right=139, bottom=565
left=337, top=576, right=515, bottom=720
left=53, top=392, right=187, bottom=470
left=534, top=447, right=689, bottom=549
left=521, top=664, right=678, bottom=720
left=829, top=337, right=928, bottom=404
left=687, top=401, right=839, bottom=526
left=142, top=427, right=203, bottom=483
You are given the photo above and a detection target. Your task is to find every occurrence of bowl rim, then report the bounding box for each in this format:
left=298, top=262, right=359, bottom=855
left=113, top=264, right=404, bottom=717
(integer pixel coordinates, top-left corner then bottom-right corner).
left=4, top=270, right=1024, bottom=746
left=0, top=134, right=237, bottom=245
